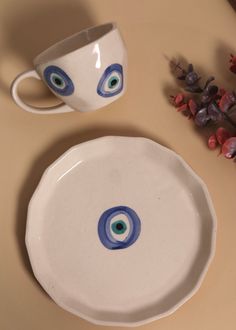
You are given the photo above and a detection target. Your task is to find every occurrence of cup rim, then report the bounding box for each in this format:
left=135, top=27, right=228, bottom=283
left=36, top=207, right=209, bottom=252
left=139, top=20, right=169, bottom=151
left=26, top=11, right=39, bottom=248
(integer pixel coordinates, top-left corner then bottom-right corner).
left=34, top=22, right=117, bottom=66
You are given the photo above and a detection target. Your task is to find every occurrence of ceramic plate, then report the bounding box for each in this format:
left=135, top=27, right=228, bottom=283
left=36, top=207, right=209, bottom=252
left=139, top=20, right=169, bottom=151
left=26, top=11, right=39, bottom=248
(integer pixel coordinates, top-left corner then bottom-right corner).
left=26, top=136, right=216, bottom=327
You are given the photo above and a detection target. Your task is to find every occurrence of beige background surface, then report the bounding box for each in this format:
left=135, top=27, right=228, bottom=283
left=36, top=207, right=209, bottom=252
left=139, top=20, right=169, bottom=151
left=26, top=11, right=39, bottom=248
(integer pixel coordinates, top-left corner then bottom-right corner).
left=0, top=0, right=236, bottom=329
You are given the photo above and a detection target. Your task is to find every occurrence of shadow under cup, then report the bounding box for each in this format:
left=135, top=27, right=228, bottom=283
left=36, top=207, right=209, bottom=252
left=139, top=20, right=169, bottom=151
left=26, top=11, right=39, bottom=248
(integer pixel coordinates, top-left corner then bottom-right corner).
left=11, top=22, right=127, bottom=114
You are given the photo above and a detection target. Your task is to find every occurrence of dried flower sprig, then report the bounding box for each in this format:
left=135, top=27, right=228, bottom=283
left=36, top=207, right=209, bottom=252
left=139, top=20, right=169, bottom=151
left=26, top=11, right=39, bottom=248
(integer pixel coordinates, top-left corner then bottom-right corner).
left=169, top=57, right=236, bottom=159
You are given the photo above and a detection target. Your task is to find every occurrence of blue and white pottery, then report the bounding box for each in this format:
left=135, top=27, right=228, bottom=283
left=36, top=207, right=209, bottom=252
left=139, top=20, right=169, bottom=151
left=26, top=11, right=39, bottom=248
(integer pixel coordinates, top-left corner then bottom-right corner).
left=26, top=137, right=217, bottom=326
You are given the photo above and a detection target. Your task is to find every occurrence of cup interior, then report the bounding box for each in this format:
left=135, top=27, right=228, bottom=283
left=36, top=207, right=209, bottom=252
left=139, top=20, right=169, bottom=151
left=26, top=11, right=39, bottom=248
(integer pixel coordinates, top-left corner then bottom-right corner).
left=34, top=23, right=115, bottom=65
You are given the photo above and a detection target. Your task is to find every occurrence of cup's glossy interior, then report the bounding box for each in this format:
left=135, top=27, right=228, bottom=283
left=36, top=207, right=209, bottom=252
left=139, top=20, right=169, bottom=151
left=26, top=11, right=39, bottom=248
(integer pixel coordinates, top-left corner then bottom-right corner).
left=34, top=23, right=115, bottom=65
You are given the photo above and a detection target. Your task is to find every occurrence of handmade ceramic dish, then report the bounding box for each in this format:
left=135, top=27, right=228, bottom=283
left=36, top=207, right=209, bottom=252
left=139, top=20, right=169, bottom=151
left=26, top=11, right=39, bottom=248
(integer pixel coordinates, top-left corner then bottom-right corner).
left=11, top=23, right=127, bottom=114
left=26, top=136, right=217, bottom=327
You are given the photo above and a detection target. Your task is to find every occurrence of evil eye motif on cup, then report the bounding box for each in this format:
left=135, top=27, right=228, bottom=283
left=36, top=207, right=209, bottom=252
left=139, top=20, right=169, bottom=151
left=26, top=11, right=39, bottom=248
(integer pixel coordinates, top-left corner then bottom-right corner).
left=43, top=65, right=74, bottom=96
left=97, top=63, right=123, bottom=97
left=97, top=206, right=141, bottom=250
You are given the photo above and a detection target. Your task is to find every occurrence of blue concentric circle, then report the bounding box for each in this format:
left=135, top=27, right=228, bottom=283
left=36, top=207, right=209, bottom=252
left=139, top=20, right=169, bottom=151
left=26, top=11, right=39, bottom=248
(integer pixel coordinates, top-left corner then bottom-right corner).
left=98, top=206, right=141, bottom=250
left=97, top=63, right=123, bottom=98
left=43, top=65, right=74, bottom=96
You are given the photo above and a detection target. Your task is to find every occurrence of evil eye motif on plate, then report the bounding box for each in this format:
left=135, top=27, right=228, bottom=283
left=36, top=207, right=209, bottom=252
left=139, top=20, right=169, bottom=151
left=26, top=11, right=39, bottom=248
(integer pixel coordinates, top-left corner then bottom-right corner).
left=43, top=65, right=74, bottom=96
left=97, top=63, right=123, bottom=97
left=98, top=206, right=141, bottom=250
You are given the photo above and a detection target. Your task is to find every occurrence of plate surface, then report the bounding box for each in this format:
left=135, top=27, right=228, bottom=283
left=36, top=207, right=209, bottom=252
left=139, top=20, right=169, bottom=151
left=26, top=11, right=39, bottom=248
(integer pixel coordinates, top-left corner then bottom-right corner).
left=26, top=136, right=216, bottom=327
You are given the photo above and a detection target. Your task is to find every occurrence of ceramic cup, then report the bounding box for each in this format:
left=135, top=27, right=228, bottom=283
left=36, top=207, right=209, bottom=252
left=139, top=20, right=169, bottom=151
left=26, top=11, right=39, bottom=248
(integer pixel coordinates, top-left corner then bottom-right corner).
left=11, top=23, right=127, bottom=114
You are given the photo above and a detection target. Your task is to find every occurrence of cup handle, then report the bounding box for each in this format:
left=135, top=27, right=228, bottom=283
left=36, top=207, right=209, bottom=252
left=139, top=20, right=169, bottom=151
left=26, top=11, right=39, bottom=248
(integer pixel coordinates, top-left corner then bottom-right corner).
left=10, top=69, right=74, bottom=114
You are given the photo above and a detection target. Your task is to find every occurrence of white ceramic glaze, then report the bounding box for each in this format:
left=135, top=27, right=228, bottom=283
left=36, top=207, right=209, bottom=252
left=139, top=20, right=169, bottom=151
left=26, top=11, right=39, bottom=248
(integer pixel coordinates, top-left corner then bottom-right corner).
left=11, top=23, right=127, bottom=114
left=26, top=137, right=217, bottom=326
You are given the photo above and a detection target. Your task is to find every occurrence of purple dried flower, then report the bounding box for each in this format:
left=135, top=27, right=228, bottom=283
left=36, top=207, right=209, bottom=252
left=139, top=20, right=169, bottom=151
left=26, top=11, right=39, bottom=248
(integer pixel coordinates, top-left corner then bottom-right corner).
left=194, top=108, right=209, bottom=127
left=168, top=58, right=236, bottom=162
left=207, top=102, right=223, bottom=122
left=201, top=85, right=218, bottom=104
left=185, top=71, right=199, bottom=86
